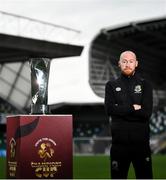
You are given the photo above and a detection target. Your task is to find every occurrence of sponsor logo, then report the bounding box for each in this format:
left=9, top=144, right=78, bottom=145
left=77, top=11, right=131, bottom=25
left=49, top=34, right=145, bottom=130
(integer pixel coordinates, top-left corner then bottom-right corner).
left=115, top=87, right=121, bottom=92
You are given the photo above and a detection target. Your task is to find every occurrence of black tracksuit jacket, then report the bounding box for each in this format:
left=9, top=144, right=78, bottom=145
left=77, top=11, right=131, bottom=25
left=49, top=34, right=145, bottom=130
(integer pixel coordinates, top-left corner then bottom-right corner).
left=105, top=73, right=153, bottom=147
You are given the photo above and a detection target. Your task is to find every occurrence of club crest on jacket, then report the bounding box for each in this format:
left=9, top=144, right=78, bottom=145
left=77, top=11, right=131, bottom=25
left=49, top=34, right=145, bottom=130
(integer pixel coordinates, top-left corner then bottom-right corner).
left=134, top=85, right=142, bottom=93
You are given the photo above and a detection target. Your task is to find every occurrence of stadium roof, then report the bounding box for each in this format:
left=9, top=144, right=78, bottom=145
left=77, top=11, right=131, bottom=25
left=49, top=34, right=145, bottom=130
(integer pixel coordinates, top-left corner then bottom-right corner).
left=0, top=33, right=83, bottom=63
left=0, top=11, right=83, bottom=63
left=89, top=17, right=166, bottom=98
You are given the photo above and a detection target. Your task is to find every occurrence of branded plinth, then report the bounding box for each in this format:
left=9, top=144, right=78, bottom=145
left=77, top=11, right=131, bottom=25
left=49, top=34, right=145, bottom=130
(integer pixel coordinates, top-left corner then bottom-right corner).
left=6, top=115, right=73, bottom=179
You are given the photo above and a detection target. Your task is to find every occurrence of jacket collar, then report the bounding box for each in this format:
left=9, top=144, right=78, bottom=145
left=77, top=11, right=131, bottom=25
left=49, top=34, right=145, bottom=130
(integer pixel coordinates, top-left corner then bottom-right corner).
left=120, top=72, right=137, bottom=81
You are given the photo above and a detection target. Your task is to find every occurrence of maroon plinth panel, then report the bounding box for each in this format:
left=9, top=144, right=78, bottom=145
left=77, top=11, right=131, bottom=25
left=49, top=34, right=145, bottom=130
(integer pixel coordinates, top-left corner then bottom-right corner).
left=6, top=115, right=73, bottom=179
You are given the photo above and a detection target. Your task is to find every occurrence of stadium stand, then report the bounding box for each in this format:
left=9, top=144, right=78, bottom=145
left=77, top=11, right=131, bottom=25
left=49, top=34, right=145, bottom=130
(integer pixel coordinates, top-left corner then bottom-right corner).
left=87, top=17, right=166, bottom=154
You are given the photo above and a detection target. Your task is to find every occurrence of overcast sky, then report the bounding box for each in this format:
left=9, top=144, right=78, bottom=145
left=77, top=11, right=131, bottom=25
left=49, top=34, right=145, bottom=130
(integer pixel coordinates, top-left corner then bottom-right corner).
left=1, top=0, right=166, bottom=43
left=0, top=0, right=166, bottom=104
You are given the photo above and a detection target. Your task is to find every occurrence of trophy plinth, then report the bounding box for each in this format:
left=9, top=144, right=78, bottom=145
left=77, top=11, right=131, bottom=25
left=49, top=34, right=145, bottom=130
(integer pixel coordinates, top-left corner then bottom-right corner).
left=30, top=58, right=51, bottom=114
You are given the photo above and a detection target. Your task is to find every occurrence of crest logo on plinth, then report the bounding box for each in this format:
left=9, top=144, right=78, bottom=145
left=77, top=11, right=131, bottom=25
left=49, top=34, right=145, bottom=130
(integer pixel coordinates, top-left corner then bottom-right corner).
left=38, top=142, right=54, bottom=161
left=31, top=137, right=61, bottom=178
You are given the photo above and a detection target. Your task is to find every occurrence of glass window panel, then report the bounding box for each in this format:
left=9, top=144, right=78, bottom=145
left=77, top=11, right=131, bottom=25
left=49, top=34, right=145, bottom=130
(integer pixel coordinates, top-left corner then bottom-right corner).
left=9, top=89, right=27, bottom=108
left=15, top=77, right=30, bottom=96
left=5, top=63, right=22, bottom=73
left=0, top=79, right=11, bottom=97
left=0, top=67, right=16, bottom=84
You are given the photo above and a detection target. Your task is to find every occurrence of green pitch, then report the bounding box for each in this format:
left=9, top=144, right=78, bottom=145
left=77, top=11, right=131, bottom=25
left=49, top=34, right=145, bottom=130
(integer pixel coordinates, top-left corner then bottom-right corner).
left=0, top=157, right=6, bottom=178
left=74, top=155, right=166, bottom=179
left=1, top=155, right=166, bottom=179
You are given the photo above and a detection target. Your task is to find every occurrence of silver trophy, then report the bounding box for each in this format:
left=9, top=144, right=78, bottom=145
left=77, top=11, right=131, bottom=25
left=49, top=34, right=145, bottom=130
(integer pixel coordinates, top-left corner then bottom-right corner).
left=30, top=58, right=51, bottom=114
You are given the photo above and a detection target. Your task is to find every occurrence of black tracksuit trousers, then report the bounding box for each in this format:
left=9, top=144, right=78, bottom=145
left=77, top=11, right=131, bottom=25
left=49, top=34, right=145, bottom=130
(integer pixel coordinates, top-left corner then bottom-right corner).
left=111, top=144, right=153, bottom=179
left=110, top=121, right=153, bottom=179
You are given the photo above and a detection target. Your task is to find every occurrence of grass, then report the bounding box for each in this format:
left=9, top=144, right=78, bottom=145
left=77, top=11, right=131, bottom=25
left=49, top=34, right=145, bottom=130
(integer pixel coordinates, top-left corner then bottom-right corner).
left=74, top=155, right=166, bottom=179
left=1, top=155, right=166, bottom=179
left=73, top=155, right=136, bottom=179
left=0, top=157, right=6, bottom=178
left=74, top=155, right=110, bottom=179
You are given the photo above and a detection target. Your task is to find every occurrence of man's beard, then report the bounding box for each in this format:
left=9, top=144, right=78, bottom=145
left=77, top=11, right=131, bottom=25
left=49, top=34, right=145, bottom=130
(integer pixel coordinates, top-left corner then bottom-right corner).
left=122, top=68, right=134, bottom=76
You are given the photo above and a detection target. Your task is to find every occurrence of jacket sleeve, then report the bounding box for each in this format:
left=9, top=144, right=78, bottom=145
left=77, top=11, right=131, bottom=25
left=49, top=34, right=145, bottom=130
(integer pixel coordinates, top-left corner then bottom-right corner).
left=104, top=81, right=134, bottom=117
left=133, top=80, right=153, bottom=119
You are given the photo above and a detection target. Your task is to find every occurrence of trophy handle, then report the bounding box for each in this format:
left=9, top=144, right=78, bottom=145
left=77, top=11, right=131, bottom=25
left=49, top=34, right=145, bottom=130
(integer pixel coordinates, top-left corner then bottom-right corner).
left=29, top=58, right=51, bottom=114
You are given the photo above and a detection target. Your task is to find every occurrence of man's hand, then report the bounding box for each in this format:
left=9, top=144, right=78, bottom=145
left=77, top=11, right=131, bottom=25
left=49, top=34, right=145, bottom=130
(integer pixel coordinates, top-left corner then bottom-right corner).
left=133, top=104, right=141, bottom=110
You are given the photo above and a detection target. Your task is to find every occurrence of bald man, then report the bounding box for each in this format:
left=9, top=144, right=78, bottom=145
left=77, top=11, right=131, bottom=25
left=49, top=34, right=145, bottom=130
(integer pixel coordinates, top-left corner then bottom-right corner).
left=105, top=51, right=153, bottom=179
